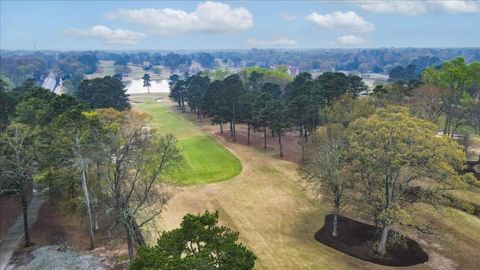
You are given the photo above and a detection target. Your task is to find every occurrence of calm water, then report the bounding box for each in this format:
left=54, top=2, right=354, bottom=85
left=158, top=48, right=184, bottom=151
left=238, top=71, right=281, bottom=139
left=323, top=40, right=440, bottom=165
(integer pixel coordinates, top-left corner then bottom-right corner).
left=125, top=79, right=170, bottom=94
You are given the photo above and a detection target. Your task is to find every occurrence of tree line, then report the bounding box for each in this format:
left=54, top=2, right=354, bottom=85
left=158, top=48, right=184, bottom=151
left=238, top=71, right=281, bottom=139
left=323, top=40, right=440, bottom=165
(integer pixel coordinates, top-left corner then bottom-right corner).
left=169, top=68, right=367, bottom=158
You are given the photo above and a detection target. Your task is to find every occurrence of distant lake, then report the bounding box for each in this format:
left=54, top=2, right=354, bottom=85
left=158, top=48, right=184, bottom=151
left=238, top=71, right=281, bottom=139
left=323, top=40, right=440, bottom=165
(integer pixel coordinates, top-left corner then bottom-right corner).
left=125, top=79, right=170, bottom=94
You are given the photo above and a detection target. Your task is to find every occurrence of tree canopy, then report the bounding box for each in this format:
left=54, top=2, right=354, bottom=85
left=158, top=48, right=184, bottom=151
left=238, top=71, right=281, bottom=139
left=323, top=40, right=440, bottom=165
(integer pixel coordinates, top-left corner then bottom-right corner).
left=75, top=76, right=130, bottom=110
left=130, top=211, right=256, bottom=270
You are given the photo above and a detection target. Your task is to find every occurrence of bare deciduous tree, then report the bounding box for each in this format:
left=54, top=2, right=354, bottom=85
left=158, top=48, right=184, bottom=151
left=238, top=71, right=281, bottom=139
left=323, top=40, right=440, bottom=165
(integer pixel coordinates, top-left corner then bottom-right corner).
left=300, top=124, right=348, bottom=237
left=0, top=123, right=36, bottom=246
left=94, top=109, right=181, bottom=262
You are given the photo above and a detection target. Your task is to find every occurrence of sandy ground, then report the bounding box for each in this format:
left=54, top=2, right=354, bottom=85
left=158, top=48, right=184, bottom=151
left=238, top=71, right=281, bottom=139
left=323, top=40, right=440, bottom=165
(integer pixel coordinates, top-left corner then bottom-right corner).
left=0, top=183, right=32, bottom=239
left=8, top=200, right=128, bottom=270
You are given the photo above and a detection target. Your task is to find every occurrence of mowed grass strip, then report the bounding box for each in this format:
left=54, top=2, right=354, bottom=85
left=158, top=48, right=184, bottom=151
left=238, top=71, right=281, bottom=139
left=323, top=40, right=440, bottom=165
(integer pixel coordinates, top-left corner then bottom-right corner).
left=134, top=101, right=242, bottom=185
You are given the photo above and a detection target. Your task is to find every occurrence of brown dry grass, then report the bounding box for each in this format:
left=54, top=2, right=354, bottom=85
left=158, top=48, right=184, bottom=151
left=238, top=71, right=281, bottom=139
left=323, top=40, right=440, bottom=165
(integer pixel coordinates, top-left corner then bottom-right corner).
left=140, top=94, right=480, bottom=270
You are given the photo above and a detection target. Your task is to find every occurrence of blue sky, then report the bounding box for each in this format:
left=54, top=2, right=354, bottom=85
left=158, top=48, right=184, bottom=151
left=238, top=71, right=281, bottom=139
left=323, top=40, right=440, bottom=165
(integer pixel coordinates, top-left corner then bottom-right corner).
left=1, top=1, right=479, bottom=50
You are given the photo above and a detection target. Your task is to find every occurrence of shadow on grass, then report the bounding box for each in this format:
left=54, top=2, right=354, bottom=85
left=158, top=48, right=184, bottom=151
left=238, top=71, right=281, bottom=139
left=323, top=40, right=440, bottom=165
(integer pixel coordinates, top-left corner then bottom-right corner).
left=314, top=215, right=428, bottom=267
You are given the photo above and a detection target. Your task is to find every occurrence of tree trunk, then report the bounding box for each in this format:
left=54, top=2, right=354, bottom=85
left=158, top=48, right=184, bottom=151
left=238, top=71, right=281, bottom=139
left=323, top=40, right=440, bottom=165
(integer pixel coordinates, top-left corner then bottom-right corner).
left=80, top=159, right=95, bottom=249
left=197, top=109, right=200, bottom=119
left=131, top=216, right=146, bottom=246
left=21, top=185, right=31, bottom=246
left=263, top=128, right=267, bottom=150
left=443, top=113, right=451, bottom=135
left=232, top=101, right=236, bottom=141
left=278, top=132, right=283, bottom=157
left=247, top=124, right=251, bottom=145
left=301, top=127, right=305, bottom=162
left=332, top=209, right=338, bottom=237
left=125, top=224, right=134, bottom=262
left=75, top=134, right=95, bottom=250
left=377, top=225, right=390, bottom=256
left=220, top=118, right=224, bottom=134
left=230, top=121, right=233, bottom=137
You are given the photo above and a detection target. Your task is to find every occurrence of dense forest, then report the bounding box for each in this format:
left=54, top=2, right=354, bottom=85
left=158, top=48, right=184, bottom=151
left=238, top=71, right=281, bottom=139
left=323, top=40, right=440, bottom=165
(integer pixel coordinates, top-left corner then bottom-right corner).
left=2, top=48, right=479, bottom=89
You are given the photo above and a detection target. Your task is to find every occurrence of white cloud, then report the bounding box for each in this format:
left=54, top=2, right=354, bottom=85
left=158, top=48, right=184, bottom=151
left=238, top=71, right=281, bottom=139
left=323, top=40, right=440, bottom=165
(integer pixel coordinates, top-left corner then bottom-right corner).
left=336, top=35, right=366, bottom=46
left=281, top=12, right=297, bottom=21
left=305, top=11, right=374, bottom=33
left=356, top=0, right=479, bottom=15
left=429, top=0, right=480, bottom=13
left=356, top=1, right=427, bottom=16
left=247, top=37, right=298, bottom=47
left=63, top=25, right=145, bottom=45
left=104, top=1, right=253, bottom=35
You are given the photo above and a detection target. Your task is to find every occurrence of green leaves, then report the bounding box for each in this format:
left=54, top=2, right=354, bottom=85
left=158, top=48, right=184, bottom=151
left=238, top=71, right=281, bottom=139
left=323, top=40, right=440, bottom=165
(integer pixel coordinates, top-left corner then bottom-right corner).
left=346, top=105, right=468, bottom=229
left=130, top=211, right=256, bottom=270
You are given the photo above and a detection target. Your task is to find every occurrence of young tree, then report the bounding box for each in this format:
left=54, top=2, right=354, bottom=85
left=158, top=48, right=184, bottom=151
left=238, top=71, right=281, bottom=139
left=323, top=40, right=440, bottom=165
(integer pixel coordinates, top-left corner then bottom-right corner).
left=142, top=73, right=151, bottom=93
left=347, top=106, right=468, bottom=255
left=300, top=125, right=348, bottom=237
left=130, top=211, right=256, bottom=270
left=0, top=123, right=37, bottom=246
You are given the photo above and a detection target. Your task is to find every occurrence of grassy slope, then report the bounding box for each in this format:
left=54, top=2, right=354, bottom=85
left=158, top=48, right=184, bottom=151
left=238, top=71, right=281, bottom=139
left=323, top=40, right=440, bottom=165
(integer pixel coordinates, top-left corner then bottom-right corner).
left=133, top=99, right=241, bottom=185
left=84, top=61, right=115, bottom=79
left=147, top=101, right=480, bottom=270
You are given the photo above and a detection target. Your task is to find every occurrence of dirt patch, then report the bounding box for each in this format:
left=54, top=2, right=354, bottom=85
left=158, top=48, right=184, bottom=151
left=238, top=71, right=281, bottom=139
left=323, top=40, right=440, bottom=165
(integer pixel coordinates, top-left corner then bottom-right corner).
left=214, top=125, right=303, bottom=163
left=24, top=200, right=84, bottom=248
left=314, top=214, right=429, bottom=267
left=0, top=183, right=32, bottom=239
left=10, top=199, right=128, bottom=269
left=0, top=195, right=23, bottom=239
left=6, top=245, right=107, bottom=270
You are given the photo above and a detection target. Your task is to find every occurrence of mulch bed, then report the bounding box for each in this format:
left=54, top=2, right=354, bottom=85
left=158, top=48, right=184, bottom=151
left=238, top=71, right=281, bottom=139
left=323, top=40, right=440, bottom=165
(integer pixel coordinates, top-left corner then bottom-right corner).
left=314, top=214, right=428, bottom=267
left=465, top=161, right=480, bottom=179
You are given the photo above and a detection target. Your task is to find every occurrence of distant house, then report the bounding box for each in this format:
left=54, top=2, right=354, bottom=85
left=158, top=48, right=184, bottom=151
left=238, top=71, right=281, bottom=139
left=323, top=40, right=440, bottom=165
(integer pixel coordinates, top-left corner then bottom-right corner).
left=287, top=66, right=300, bottom=76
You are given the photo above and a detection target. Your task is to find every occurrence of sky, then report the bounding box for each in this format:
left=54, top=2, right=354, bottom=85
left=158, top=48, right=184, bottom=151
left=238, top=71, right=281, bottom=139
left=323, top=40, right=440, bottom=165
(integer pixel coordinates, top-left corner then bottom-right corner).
left=1, top=0, right=479, bottom=50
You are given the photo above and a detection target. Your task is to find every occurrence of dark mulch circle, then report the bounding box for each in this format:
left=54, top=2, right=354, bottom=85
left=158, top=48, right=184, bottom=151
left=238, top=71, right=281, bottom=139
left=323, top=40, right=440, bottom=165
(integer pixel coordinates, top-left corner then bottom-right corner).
left=314, top=214, right=428, bottom=267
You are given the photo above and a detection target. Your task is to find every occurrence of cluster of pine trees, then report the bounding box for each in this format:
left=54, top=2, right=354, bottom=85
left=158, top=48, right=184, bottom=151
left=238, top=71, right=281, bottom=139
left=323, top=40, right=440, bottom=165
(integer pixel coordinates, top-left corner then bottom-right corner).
left=169, top=69, right=367, bottom=157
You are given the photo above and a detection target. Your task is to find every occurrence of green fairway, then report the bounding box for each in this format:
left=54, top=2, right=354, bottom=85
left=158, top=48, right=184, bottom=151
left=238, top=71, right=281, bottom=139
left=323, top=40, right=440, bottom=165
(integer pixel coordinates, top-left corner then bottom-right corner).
left=134, top=100, right=242, bottom=185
